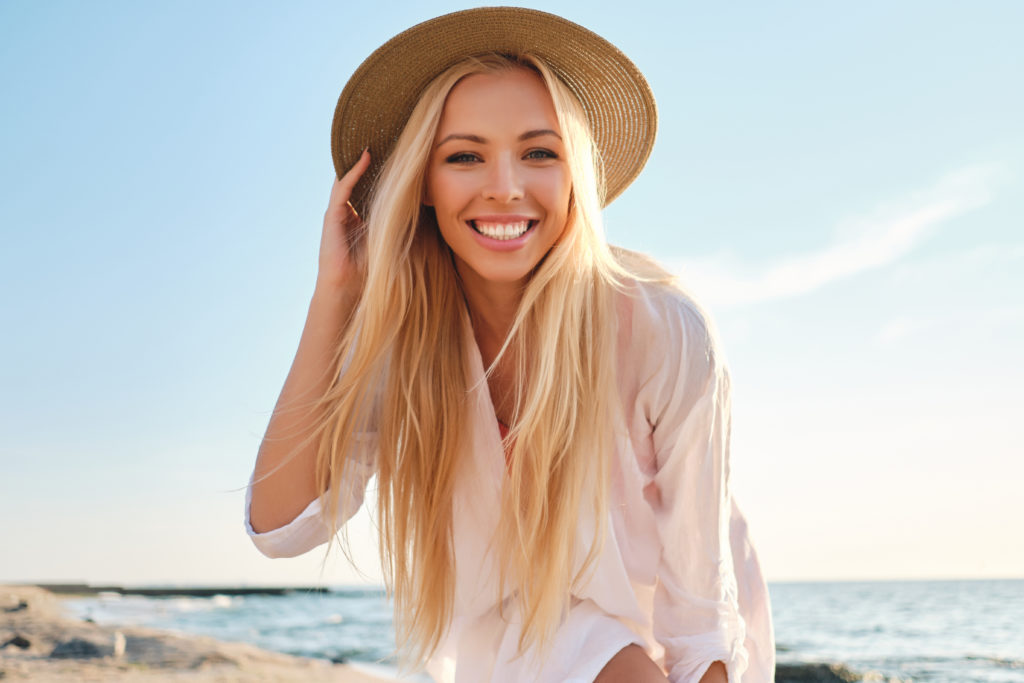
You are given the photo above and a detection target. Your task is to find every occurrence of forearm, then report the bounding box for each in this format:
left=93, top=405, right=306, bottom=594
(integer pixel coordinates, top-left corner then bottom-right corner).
left=249, top=284, right=356, bottom=533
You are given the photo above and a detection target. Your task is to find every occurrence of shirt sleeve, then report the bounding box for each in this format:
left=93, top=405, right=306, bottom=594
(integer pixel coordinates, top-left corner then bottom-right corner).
left=244, top=433, right=378, bottom=559
left=641, top=293, right=748, bottom=682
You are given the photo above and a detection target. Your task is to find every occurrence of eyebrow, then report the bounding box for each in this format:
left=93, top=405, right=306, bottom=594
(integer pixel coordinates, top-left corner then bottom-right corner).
left=435, top=129, right=562, bottom=148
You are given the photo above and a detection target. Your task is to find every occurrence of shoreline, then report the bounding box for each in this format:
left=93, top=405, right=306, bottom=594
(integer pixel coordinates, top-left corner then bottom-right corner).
left=3, top=584, right=932, bottom=682
left=0, top=584, right=397, bottom=682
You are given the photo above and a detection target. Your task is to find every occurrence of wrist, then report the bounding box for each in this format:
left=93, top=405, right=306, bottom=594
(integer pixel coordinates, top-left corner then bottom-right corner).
left=310, top=280, right=359, bottom=321
left=313, top=273, right=357, bottom=301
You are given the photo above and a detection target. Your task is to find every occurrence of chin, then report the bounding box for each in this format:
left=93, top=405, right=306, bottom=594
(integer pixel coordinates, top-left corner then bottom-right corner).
left=477, top=266, right=536, bottom=286
left=457, top=255, right=543, bottom=289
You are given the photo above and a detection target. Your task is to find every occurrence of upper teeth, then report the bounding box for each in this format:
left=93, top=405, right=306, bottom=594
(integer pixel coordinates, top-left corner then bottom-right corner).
left=473, top=220, right=531, bottom=240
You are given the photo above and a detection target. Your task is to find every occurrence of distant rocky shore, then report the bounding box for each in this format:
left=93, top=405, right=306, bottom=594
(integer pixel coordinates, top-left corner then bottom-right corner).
left=32, top=582, right=330, bottom=598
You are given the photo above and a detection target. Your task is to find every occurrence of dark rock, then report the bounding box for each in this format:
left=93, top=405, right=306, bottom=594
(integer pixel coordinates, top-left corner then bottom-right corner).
left=1, top=635, right=31, bottom=650
left=50, top=637, right=107, bottom=659
left=2, top=600, right=28, bottom=613
left=776, top=662, right=863, bottom=682
left=123, top=634, right=198, bottom=668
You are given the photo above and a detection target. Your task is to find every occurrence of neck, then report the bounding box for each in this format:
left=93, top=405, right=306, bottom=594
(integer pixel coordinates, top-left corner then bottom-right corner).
left=458, top=271, right=523, bottom=367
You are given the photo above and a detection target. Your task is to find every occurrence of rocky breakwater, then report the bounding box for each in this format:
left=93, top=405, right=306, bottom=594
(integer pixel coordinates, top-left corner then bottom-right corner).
left=776, top=661, right=907, bottom=682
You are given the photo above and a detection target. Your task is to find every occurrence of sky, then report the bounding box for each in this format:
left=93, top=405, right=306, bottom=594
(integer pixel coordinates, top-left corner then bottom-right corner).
left=1, top=1, right=1021, bottom=588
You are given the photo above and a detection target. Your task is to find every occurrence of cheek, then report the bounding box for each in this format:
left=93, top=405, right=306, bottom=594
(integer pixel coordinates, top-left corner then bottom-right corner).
left=542, top=171, right=572, bottom=242
left=540, top=168, right=572, bottom=218
left=428, top=171, right=469, bottom=213
left=423, top=167, right=441, bottom=207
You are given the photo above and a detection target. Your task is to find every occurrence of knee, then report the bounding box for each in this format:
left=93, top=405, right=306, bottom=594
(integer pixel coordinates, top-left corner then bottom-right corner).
left=594, top=644, right=669, bottom=683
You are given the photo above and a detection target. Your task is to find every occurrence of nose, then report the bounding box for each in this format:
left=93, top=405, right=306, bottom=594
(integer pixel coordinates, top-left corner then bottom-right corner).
left=482, top=153, right=524, bottom=203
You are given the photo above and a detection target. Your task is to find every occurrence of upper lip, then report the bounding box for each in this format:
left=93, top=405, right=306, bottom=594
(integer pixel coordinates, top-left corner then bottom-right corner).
left=468, top=214, right=538, bottom=223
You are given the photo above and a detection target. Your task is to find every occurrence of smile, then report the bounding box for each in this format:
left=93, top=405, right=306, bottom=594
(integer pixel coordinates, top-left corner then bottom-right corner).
left=468, top=220, right=536, bottom=241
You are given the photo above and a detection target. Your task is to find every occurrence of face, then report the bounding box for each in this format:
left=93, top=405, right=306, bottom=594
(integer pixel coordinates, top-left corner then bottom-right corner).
left=424, top=68, right=571, bottom=290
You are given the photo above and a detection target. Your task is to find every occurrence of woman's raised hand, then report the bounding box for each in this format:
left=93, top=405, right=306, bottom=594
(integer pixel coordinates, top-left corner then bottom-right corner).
left=251, top=150, right=371, bottom=536
left=317, top=149, right=371, bottom=293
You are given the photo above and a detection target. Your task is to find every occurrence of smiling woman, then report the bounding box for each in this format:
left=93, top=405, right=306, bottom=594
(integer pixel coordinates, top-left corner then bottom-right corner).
left=244, top=7, right=773, bottom=683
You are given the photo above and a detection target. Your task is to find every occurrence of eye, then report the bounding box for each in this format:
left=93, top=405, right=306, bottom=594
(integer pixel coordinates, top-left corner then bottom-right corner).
left=445, top=152, right=480, bottom=164
left=524, top=148, right=558, bottom=160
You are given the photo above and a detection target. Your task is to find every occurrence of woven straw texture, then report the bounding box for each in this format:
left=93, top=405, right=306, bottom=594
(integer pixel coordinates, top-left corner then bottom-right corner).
left=331, top=7, right=657, bottom=213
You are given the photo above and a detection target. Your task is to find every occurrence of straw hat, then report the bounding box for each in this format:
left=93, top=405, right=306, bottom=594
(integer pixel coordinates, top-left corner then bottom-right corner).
left=331, top=6, right=657, bottom=214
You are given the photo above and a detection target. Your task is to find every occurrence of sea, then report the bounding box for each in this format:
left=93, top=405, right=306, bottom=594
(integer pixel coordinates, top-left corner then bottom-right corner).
left=61, top=579, right=1024, bottom=682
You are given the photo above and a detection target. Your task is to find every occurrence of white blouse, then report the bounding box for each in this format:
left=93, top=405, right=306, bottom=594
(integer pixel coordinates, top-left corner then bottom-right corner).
left=245, top=280, right=775, bottom=682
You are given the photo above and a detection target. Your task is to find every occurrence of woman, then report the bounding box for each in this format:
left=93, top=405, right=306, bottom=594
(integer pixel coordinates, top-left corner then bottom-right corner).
left=245, top=8, right=774, bottom=682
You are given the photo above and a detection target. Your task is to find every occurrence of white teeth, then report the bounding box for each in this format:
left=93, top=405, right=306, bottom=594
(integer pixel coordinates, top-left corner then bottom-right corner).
left=472, top=220, right=531, bottom=240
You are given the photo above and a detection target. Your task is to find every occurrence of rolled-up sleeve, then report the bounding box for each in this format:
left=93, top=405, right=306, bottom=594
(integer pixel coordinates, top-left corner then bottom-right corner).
left=244, top=433, right=378, bottom=559
left=642, top=295, right=748, bottom=682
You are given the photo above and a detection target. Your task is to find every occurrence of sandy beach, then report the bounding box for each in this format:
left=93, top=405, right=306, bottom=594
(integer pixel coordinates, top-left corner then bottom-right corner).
left=0, top=585, right=397, bottom=682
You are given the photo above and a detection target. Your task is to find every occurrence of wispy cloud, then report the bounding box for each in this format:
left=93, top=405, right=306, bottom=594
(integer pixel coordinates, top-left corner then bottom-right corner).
left=670, top=165, right=1000, bottom=307
left=871, top=305, right=1024, bottom=348
left=887, top=242, right=1024, bottom=286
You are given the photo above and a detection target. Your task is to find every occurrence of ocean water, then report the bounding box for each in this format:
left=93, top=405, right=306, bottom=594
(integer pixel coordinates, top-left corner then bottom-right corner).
left=62, top=580, right=1024, bottom=682
left=769, top=580, right=1023, bottom=682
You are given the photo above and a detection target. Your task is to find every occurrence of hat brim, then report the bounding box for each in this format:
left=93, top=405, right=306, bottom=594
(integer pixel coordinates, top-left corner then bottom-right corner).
left=331, top=6, right=657, bottom=214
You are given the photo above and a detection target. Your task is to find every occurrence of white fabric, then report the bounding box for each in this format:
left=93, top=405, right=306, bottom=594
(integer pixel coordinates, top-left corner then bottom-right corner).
left=244, top=281, right=775, bottom=682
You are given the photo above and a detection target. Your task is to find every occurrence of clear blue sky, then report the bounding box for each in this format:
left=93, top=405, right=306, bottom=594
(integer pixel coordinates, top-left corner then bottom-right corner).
left=2, top=1, right=1021, bottom=587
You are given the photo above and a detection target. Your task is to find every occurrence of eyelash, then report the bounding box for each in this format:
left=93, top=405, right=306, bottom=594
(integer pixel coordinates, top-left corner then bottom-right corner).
left=525, top=148, right=558, bottom=160
left=445, top=152, right=480, bottom=164
left=444, top=149, right=558, bottom=164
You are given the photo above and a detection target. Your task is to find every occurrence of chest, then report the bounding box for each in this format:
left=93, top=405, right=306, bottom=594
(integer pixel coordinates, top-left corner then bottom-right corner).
left=484, top=359, right=517, bottom=427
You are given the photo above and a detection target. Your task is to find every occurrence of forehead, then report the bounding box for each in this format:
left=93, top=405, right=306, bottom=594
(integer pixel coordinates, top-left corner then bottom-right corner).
left=436, top=68, right=560, bottom=134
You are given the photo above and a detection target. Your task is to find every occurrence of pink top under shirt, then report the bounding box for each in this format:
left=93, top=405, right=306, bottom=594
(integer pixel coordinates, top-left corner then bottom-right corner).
left=497, top=420, right=511, bottom=467
left=244, top=279, right=775, bottom=682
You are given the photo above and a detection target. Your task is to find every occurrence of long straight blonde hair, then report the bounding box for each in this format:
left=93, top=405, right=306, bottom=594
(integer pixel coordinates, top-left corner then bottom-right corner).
left=310, top=53, right=643, bottom=668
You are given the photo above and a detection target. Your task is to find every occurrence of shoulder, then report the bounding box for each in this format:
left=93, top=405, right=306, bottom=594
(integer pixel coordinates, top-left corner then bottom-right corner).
left=610, top=248, right=729, bottom=425
left=610, top=246, right=726, bottom=373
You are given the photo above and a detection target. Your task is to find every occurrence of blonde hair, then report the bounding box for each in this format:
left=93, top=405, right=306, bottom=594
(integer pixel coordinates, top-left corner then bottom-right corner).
left=311, top=53, right=657, bottom=669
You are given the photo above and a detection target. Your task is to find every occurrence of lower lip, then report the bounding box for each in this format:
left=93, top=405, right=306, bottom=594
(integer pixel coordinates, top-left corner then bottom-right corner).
left=467, top=222, right=536, bottom=252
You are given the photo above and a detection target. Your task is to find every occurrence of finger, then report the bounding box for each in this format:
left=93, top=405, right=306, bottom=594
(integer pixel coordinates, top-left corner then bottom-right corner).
left=326, top=150, right=370, bottom=218
left=336, top=148, right=371, bottom=197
